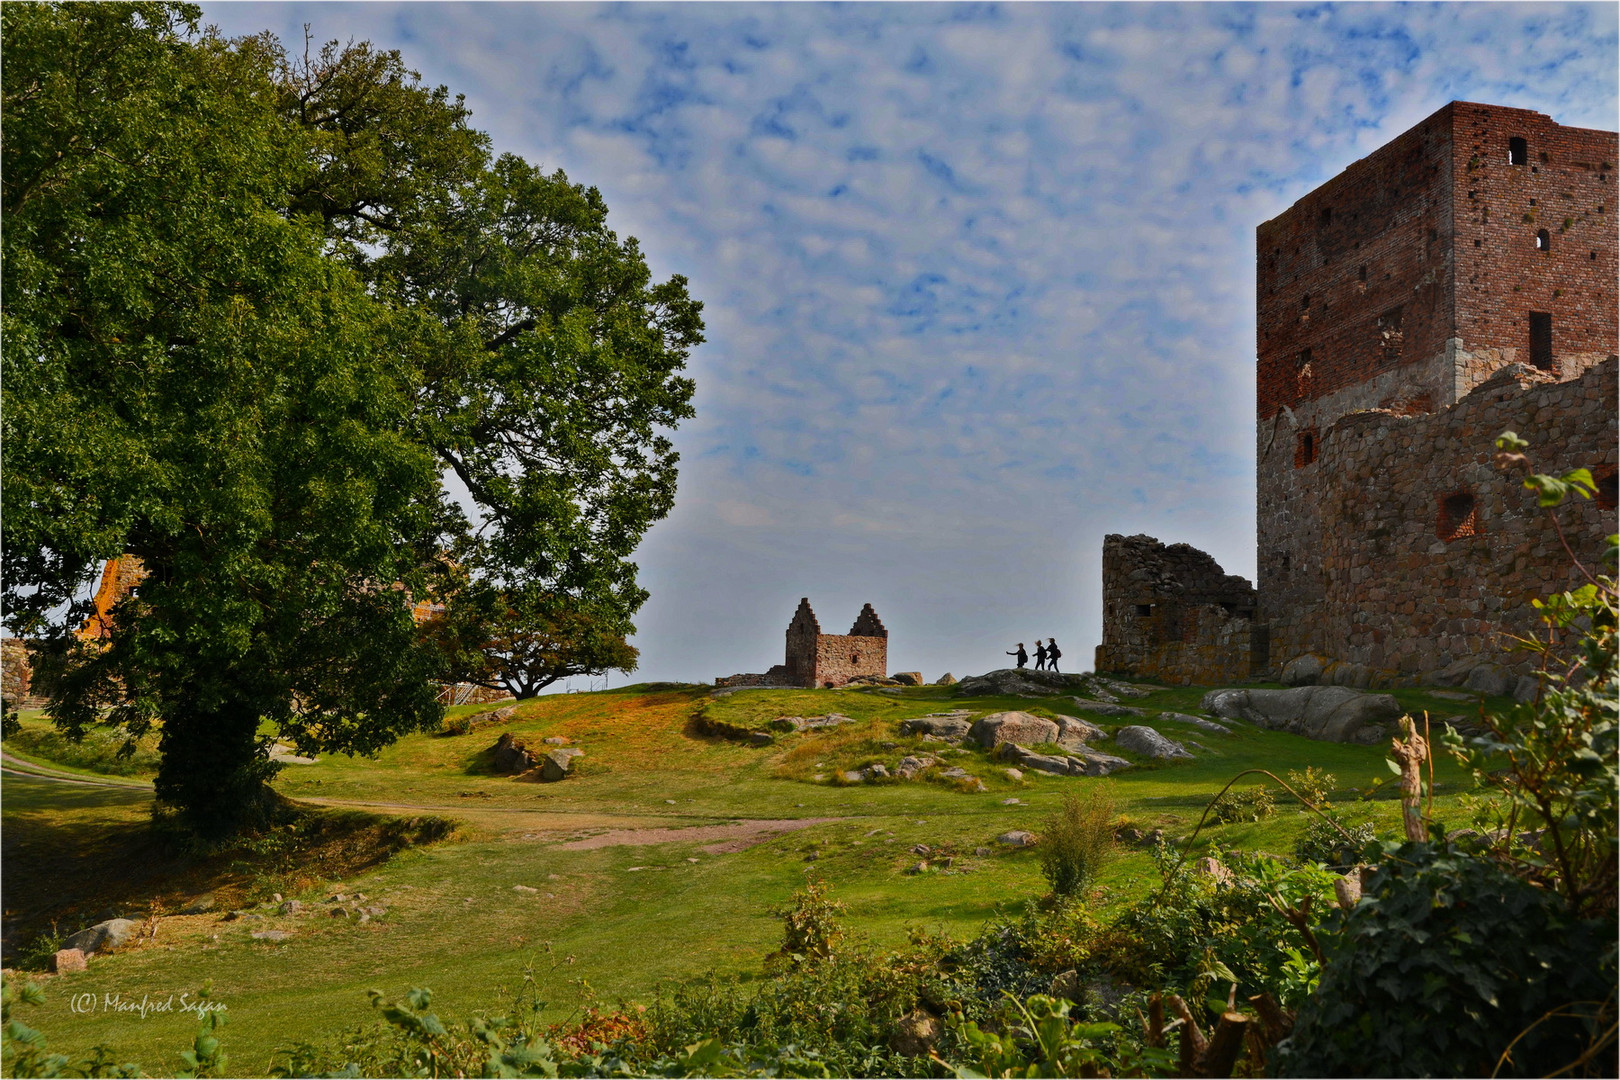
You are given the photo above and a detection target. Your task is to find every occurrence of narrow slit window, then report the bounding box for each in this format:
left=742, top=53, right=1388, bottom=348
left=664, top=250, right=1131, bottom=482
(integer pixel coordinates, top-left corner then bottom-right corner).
left=1438, top=491, right=1480, bottom=541
left=1135, top=604, right=1153, bottom=617
left=1529, top=312, right=1554, bottom=370
left=1295, top=428, right=1319, bottom=468
left=1535, top=229, right=1550, bottom=251
left=1509, top=137, right=1528, bottom=165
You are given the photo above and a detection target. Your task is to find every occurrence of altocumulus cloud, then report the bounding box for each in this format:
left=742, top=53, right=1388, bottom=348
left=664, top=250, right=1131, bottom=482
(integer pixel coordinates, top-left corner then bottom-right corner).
left=200, top=2, right=1616, bottom=685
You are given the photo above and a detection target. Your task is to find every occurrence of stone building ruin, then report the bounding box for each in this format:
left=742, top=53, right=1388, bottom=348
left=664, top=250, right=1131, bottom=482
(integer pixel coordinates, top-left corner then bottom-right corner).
left=1099, top=102, right=1618, bottom=690
left=717, top=598, right=889, bottom=688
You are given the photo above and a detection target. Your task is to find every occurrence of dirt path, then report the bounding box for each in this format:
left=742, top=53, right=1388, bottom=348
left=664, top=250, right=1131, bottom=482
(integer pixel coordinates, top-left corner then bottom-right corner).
left=0, top=751, right=152, bottom=789
left=553, top=817, right=846, bottom=854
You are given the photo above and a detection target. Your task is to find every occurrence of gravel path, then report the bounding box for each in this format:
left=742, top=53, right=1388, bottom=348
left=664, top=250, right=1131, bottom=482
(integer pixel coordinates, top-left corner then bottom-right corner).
left=555, top=817, right=845, bottom=853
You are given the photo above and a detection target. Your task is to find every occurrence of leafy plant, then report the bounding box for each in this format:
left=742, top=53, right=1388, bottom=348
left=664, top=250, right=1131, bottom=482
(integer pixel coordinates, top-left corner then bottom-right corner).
left=1272, top=842, right=1618, bottom=1078
left=1038, top=790, right=1115, bottom=897
left=768, top=875, right=846, bottom=968
left=1292, top=814, right=1376, bottom=871
left=944, top=994, right=1167, bottom=1079
left=1207, top=784, right=1274, bottom=824
left=1283, top=767, right=1336, bottom=808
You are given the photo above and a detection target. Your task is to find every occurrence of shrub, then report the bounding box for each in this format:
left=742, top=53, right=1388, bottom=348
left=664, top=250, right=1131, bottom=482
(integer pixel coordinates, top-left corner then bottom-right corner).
left=1039, top=790, right=1115, bottom=897
left=768, top=875, right=846, bottom=967
left=1292, top=814, right=1377, bottom=871
left=1283, top=767, right=1337, bottom=808
left=1208, top=784, right=1274, bottom=824
left=1273, top=842, right=1618, bottom=1078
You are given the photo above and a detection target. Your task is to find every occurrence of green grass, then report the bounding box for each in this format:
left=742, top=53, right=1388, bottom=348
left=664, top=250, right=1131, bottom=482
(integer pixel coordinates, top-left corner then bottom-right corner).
left=5, top=679, right=1489, bottom=1073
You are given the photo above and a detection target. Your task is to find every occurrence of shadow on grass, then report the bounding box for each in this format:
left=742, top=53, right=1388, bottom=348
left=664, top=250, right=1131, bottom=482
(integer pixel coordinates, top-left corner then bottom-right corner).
left=1, top=775, right=453, bottom=969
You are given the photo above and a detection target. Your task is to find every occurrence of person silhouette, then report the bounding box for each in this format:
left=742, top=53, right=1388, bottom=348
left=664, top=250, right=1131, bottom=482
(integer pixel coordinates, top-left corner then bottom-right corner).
left=1046, top=637, right=1062, bottom=673
left=1033, top=640, right=1049, bottom=670
left=1006, top=642, right=1028, bottom=669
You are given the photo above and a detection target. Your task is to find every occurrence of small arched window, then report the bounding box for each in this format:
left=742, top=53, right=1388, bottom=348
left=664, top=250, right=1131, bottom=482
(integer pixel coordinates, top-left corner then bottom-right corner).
left=1509, top=137, right=1528, bottom=165
left=1438, top=491, right=1480, bottom=541
left=1535, top=229, right=1550, bottom=251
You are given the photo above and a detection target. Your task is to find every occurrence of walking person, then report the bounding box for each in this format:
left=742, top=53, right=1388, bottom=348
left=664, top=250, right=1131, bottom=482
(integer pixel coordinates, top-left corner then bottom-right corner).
left=1033, top=639, right=1049, bottom=670
left=1046, top=637, right=1062, bottom=673
left=1006, top=642, right=1028, bottom=669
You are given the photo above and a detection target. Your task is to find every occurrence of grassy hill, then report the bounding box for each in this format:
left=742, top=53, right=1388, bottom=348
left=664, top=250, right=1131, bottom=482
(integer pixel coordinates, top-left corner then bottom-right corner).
left=1, top=677, right=1498, bottom=1074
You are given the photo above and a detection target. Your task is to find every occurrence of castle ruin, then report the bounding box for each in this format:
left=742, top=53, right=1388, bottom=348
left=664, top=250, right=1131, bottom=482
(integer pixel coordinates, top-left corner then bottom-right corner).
left=1099, top=102, right=1619, bottom=689
left=717, top=598, right=889, bottom=688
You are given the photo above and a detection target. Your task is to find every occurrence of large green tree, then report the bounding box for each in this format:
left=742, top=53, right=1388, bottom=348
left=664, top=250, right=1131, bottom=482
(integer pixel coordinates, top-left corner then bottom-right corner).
left=2, top=3, right=700, bottom=835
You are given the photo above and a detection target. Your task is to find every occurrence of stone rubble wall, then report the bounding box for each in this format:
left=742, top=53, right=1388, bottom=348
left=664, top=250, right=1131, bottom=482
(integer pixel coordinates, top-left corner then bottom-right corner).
left=811, top=632, right=888, bottom=688
left=1262, top=356, right=1617, bottom=683
left=1095, top=534, right=1261, bottom=685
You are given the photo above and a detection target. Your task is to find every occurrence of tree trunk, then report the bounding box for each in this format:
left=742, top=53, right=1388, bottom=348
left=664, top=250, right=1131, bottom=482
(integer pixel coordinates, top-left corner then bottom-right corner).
left=1390, top=715, right=1429, bottom=842
left=155, top=692, right=281, bottom=838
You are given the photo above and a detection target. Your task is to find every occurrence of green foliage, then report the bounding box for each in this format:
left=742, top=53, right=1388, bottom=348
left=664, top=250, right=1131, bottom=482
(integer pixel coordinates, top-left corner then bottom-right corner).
left=945, top=994, right=1166, bottom=1079
left=1282, top=767, right=1336, bottom=808
left=1292, top=813, right=1377, bottom=871
left=2, top=3, right=700, bottom=836
left=768, top=876, right=846, bottom=968
left=424, top=595, right=640, bottom=701
left=1037, top=791, right=1115, bottom=897
left=1273, top=842, right=1618, bottom=1078
left=3, top=725, right=161, bottom=776
left=1207, top=784, right=1274, bottom=824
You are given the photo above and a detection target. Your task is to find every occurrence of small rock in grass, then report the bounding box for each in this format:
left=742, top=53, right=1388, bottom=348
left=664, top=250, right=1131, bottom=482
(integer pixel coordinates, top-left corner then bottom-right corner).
left=997, top=830, right=1037, bottom=848
left=52, top=949, right=87, bottom=974
left=514, top=885, right=538, bottom=893
left=543, top=736, right=570, bottom=745
left=278, top=900, right=303, bottom=916
left=974, top=846, right=992, bottom=857
left=251, top=930, right=290, bottom=942
left=1003, top=768, right=1024, bottom=782
left=1002, top=797, right=1022, bottom=805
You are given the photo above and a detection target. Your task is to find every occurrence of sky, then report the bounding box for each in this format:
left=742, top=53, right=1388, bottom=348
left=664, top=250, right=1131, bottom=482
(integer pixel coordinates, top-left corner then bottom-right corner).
left=200, top=1, right=1618, bottom=689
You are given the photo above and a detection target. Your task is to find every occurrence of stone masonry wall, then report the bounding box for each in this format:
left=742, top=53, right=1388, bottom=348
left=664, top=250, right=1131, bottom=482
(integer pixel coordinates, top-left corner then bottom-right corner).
left=720, top=598, right=889, bottom=688
left=1262, top=357, right=1617, bottom=683
left=1095, top=534, right=1261, bottom=685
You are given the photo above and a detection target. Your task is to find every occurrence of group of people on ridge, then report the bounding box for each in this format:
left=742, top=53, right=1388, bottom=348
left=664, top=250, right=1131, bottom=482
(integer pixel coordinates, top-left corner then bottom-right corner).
left=1006, top=638, right=1061, bottom=672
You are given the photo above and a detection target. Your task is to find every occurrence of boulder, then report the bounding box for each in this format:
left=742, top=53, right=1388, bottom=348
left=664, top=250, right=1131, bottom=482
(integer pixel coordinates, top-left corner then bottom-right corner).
left=939, top=766, right=970, bottom=780
left=543, top=736, right=570, bottom=745
left=491, top=732, right=536, bottom=774
left=278, top=900, right=304, bottom=916
left=1114, top=726, right=1192, bottom=760
left=1066, top=748, right=1132, bottom=777
left=1067, top=698, right=1143, bottom=718
left=889, top=1009, right=943, bottom=1057
left=63, top=918, right=139, bottom=956
left=1200, top=686, right=1401, bottom=744
left=1281, top=654, right=1325, bottom=687
left=969, top=711, right=1060, bottom=749
left=1464, top=663, right=1516, bottom=697
left=1513, top=674, right=1541, bottom=703
left=847, top=675, right=902, bottom=687
left=895, top=755, right=936, bottom=779
left=956, top=668, right=1090, bottom=696
left=996, top=830, right=1037, bottom=848
left=899, top=712, right=973, bottom=739
left=860, top=763, right=891, bottom=781
left=52, top=949, right=87, bottom=974
left=993, top=743, right=1071, bottom=776
left=1195, top=857, right=1233, bottom=886
left=934, top=673, right=957, bottom=686
left=178, top=893, right=215, bottom=915
left=892, top=671, right=924, bottom=686
left=1159, top=712, right=1231, bottom=734
left=1003, top=768, right=1024, bottom=782
left=1052, top=715, right=1106, bottom=745
left=747, top=731, right=774, bottom=746
left=539, top=747, right=584, bottom=782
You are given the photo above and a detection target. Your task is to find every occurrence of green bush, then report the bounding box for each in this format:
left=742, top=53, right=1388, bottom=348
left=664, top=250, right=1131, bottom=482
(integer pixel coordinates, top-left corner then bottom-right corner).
left=1273, top=842, right=1618, bottom=1078
left=3, top=725, right=160, bottom=776
left=1283, top=767, right=1337, bottom=808
left=1208, top=784, right=1274, bottom=824
left=1292, top=814, right=1377, bottom=871
left=768, top=875, right=846, bottom=967
left=1038, top=791, right=1115, bottom=897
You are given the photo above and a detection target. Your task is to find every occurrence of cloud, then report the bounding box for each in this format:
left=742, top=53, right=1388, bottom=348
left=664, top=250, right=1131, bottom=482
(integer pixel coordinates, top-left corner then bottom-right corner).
left=199, top=1, right=1617, bottom=686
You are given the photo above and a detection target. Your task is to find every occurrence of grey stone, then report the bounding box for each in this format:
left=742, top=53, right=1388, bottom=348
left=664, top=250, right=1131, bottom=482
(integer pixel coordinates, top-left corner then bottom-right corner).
left=1159, top=712, right=1231, bottom=734
left=62, top=919, right=138, bottom=956
left=1281, top=654, right=1325, bottom=687
left=1067, top=748, right=1132, bottom=777
left=1513, top=674, right=1541, bottom=703
left=993, top=743, right=1072, bottom=776
left=543, top=736, right=570, bottom=745
left=934, top=673, right=957, bottom=686
left=1053, top=715, right=1107, bottom=743
left=899, top=713, right=973, bottom=739
left=278, top=900, right=304, bottom=916
left=842, top=770, right=864, bottom=783
left=1114, top=726, right=1193, bottom=760
left=1067, top=698, right=1143, bottom=718
left=540, top=747, right=584, bottom=782
left=939, top=766, right=970, bottom=780
left=1003, top=768, right=1024, bottom=781
left=996, top=830, right=1037, bottom=848
left=251, top=930, right=290, bottom=942
left=860, top=763, right=891, bottom=781
left=892, top=671, right=924, bottom=686
left=1465, top=663, right=1516, bottom=697
left=968, top=711, right=1060, bottom=749
left=514, top=884, right=538, bottom=893
left=747, top=731, right=775, bottom=746
left=178, top=893, right=215, bottom=915
left=1200, top=686, right=1401, bottom=744
left=955, top=668, right=1091, bottom=696
left=491, top=732, right=535, bottom=774
left=895, top=755, right=936, bottom=779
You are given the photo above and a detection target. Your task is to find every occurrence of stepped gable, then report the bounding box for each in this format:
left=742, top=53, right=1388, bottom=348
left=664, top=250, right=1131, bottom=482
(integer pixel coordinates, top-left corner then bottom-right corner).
left=849, top=603, right=887, bottom=638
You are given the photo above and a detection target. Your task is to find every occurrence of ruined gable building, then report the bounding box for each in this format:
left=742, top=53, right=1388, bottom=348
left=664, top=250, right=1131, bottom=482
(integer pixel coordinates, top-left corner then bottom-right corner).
left=1099, top=102, right=1618, bottom=691
left=717, top=598, right=889, bottom=688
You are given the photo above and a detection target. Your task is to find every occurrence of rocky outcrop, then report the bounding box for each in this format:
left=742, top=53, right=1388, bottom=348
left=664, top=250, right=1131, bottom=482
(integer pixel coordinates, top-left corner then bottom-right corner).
left=491, top=732, right=536, bottom=773
left=63, top=918, right=138, bottom=956
left=891, top=671, right=924, bottom=686
left=1201, top=686, right=1401, bottom=744
left=539, top=747, right=584, bottom=782
left=969, top=711, right=1060, bottom=749
left=956, top=668, right=1089, bottom=696
left=898, top=712, right=974, bottom=739
left=934, top=673, right=957, bottom=686
left=1114, top=726, right=1192, bottom=760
